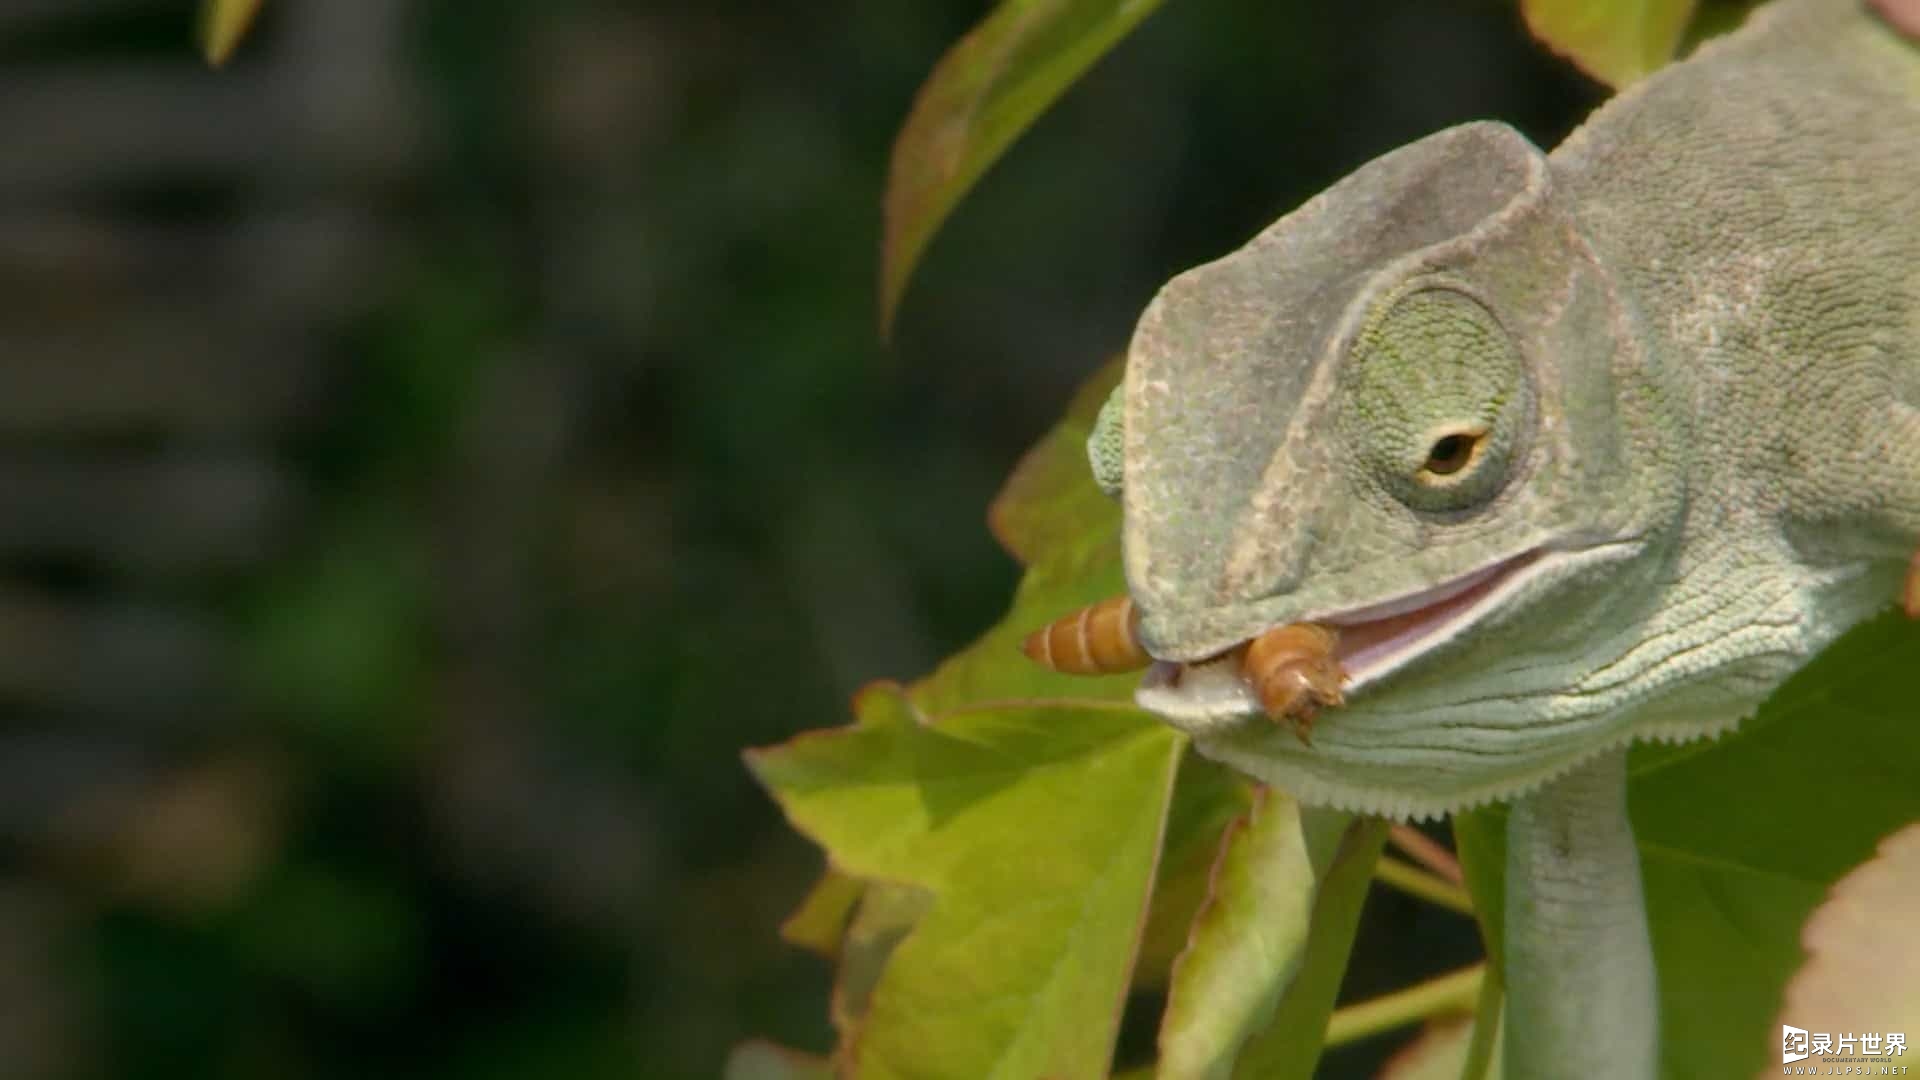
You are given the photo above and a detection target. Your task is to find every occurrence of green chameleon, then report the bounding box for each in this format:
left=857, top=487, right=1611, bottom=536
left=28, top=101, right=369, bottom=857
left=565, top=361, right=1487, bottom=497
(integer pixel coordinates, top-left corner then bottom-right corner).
left=1083, top=0, right=1920, bottom=1072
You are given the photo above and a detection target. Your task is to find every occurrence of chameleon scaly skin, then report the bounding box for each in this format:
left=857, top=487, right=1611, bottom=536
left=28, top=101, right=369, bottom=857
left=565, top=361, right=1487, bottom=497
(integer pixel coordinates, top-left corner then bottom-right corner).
left=1093, top=0, right=1920, bottom=1070
left=1505, top=750, right=1655, bottom=1077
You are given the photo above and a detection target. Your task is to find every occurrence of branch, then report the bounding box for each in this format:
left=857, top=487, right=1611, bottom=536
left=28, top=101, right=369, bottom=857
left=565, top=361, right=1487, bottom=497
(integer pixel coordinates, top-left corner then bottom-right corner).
left=1390, top=822, right=1463, bottom=885
left=1323, top=964, right=1485, bottom=1047
left=1373, top=856, right=1475, bottom=916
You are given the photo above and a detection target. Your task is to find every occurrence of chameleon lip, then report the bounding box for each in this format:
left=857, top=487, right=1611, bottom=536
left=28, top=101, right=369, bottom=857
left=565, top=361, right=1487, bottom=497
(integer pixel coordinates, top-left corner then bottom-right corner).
left=1319, top=548, right=1546, bottom=689
left=1136, top=547, right=1548, bottom=726
left=1317, top=554, right=1525, bottom=627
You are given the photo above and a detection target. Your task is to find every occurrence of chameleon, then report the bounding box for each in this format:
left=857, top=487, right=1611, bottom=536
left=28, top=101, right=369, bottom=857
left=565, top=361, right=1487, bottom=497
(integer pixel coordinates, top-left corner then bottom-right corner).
left=1079, top=0, right=1920, bottom=1072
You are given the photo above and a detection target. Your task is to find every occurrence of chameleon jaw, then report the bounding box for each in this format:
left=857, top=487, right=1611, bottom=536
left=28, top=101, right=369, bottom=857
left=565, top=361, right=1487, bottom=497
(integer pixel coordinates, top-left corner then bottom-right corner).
left=1140, top=538, right=1670, bottom=819
left=1135, top=546, right=1550, bottom=733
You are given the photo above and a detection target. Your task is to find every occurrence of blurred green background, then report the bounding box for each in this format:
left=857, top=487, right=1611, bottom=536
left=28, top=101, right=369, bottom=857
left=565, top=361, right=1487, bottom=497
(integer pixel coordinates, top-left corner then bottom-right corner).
left=0, top=1, right=1598, bottom=1076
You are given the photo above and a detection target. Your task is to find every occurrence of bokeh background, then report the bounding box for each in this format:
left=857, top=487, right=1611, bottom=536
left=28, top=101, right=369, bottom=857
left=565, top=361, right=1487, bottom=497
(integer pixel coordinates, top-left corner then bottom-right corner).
left=0, top=1, right=1608, bottom=1076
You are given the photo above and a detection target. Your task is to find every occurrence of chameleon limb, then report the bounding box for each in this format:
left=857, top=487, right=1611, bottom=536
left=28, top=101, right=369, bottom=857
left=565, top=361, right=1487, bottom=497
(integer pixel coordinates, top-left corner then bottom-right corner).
left=1503, top=749, right=1657, bottom=1078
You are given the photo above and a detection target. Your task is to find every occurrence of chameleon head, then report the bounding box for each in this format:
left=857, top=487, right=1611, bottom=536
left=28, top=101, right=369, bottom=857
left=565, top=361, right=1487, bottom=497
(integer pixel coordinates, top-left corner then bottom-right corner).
left=1099, top=121, right=1688, bottom=819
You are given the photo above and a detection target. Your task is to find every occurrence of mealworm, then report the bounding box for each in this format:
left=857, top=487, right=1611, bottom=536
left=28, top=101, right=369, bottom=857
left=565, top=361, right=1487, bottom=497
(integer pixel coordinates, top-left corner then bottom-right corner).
left=1020, top=595, right=1151, bottom=674
left=1021, top=599, right=1348, bottom=746
left=1241, top=623, right=1346, bottom=744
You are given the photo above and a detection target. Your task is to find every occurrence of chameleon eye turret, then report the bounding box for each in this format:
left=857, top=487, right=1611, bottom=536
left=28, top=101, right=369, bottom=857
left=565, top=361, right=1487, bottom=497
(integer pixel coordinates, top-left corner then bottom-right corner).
left=1340, top=287, right=1530, bottom=515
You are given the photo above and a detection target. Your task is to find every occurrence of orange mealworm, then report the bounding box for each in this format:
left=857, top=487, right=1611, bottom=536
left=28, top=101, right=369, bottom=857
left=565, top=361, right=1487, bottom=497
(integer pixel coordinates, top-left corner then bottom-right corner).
left=1022, top=598, right=1348, bottom=745
left=1020, top=595, right=1152, bottom=674
left=1241, top=623, right=1346, bottom=744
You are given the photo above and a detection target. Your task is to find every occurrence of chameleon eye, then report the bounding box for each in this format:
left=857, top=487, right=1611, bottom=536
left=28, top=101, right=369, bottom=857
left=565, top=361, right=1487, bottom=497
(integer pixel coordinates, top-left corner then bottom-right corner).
left=1339, top=286, right=1532, bottom=515
left=1420, top=426, right=1487, bottom=480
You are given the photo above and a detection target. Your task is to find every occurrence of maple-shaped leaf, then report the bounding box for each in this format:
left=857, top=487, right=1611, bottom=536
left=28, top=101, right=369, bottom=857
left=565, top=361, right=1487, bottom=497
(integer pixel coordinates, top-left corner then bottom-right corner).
left=747, top=360, right=1254, bottom=1077
left=748, top=685, right=1183, bottom=1078
left=909, top=359, right=1136, bottom=716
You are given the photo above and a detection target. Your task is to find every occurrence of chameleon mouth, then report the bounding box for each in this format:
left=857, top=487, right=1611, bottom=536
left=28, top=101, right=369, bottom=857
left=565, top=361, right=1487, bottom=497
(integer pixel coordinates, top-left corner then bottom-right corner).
left=1136, top=548, right=1546, bottom=729
left=1318, top=548, right=1546, bottom=688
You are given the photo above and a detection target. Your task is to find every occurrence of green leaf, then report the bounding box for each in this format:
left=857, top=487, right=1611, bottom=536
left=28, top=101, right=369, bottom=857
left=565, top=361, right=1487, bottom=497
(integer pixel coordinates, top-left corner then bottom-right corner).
left=895, top=364, right=1135, bottom=714
left=917, top=352, right=1251, bottom=992
left=989, top=357, right=1122, bottom=568
left=779, top=866, right=865, bottom=957
left=1231, top=816, right=1390, bottom=1078
left=1458, top=964, right=1505, bottom=1080
left=830, top=880, right=936, bottom=1061
left=200, top=0, right=265, bottom=67
left=1450, top=814, right=1507, bottom=976
left=1456, top=609, right=1920, bottom=1078
left=880, top=1, right=1173, bottom=335
left=1157, top=788, right=1349, bottom=1079
left=750, top=361, right=1245, bottom=1075
left=910, top=362, right=1135, bottom=717
left=1771, top=821, right=1920, bottom=1047
left=1519, top=0, right=1698, bottom=88
left=1135, top=756, right=1254, bottom=989
left=1677, top=0, right=1760, bottom=56
left=747, top=685, right=1185, bottom=1079
left=776, top=682, right=931, bottom=960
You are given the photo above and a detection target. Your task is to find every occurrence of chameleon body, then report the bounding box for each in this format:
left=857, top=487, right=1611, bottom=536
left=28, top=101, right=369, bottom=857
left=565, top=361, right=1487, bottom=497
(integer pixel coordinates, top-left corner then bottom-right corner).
left=1091, top=0, right=1920, bottom=1070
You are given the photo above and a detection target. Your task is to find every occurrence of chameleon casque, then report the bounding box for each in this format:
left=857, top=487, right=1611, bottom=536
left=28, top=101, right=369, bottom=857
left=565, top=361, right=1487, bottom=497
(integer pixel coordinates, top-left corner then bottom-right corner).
left=1070, top=0, right=1920, bottom=1072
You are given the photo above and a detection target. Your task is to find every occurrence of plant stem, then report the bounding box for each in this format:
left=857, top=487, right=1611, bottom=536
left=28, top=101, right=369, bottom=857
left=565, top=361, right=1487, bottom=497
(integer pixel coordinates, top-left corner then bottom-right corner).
left=1390, top=822, right=1464, bottom=884
left=1373, top=855, right=1475, bottom=915
left=1459, top=955, right=1503, bottom=1079
left=1322, top=964, right=1484, bottom=1047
